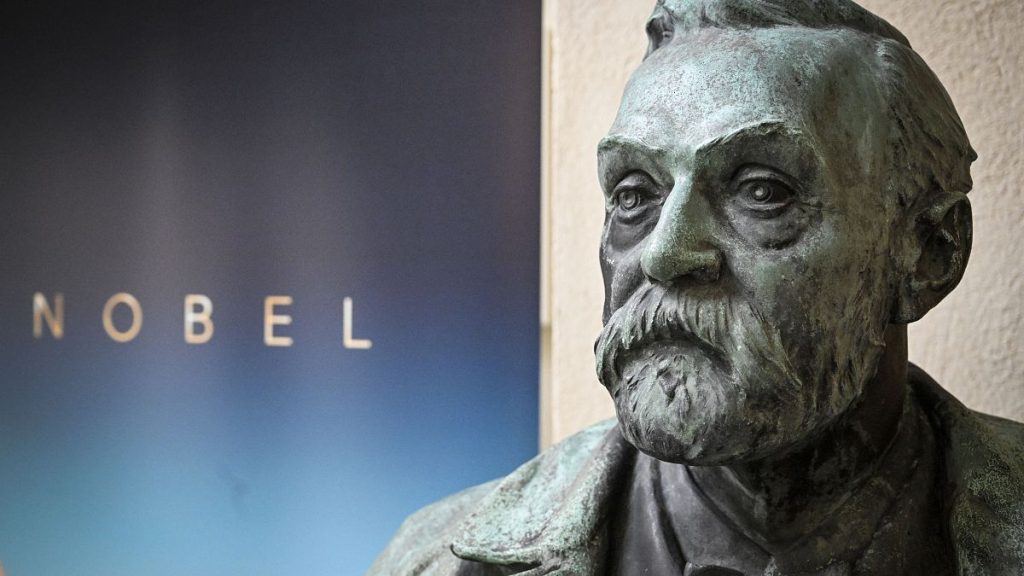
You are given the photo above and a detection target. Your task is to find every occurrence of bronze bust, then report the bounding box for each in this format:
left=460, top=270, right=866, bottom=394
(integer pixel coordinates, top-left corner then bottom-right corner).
left=369, top=1, right=1024, bottom=574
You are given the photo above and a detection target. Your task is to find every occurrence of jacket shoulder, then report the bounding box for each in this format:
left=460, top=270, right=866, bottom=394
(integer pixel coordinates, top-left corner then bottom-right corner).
left=366, top=419, right=620, bottom=575
left=366, top=479, right=500, bottom=575
left=946, top=410, right=1024, bottom=575
left=910, top=366, right=1024, bottom=575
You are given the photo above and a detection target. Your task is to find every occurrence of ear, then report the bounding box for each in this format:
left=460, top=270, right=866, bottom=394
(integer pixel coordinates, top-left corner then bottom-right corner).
left=892, top=192, right=972, bottom=323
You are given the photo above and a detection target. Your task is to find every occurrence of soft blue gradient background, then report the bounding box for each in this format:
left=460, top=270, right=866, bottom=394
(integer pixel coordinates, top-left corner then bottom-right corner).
left=0, top=1, right=540, bottom=574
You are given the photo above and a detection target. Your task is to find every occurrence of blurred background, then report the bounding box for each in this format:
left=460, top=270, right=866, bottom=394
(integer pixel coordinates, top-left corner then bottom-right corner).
left=0, top=1, right=540, bottom=574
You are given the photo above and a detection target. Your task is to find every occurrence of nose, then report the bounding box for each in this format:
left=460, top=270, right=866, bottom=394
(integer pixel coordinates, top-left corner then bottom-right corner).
left=640, top=181, right=722, bottom=284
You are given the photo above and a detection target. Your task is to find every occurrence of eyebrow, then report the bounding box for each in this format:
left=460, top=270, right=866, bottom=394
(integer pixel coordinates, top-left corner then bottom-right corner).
left=694, top=120, right=807, bottom=156
left=596, top=136, right=670, bottom=171
left=596, top=137, right=670, bottom=194
left=597, top=120, right=814, bottom=192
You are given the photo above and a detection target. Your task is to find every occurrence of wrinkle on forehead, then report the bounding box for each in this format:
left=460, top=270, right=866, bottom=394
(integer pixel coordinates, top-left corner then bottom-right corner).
left=606, top=27, right=889, bottom=188
left=600, top=120, right=796, bottom=158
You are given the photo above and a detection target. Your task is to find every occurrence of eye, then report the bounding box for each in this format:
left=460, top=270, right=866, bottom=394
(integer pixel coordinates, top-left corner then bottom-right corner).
left=725, top=166, right=812, bottom=249
left=747, top=182, right=774, bottom=202
left=611, top=172, right=659, bottom=216
left=618, top=188, right=642, bottom=211
left=735, top=178, right=796, bottom=215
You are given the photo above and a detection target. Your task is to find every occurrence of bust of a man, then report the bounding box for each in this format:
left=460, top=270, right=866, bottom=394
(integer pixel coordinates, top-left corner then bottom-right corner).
left=369, top=1, right=1024, bottom=574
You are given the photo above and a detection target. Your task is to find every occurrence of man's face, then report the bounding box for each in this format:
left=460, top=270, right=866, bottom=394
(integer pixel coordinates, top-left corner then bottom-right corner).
left=595, top=29, right=899, bottom=465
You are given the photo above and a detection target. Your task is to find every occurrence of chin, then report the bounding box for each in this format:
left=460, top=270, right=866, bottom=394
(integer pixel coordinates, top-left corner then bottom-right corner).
left=610, top=346, right=857, bottom=466
left=614, top=397, right=804, bottom=467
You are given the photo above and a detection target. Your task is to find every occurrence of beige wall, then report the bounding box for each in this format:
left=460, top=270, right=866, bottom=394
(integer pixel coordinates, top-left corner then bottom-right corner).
left=540, top=0, right=1024, bottom=446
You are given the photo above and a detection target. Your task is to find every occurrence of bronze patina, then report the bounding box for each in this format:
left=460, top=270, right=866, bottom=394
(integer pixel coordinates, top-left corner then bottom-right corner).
left=369, top=1, right=1024, bottom=574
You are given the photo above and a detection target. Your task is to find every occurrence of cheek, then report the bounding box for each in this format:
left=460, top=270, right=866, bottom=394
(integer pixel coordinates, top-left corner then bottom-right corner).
left=731, top=223, right=890, bottom=349
left=601, top=230, right=649, bottom=316
left=608, top=247, right=649, bottom=312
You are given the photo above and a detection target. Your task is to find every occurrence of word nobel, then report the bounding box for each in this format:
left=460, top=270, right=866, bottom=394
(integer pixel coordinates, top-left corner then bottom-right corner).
left=31, top=293, right=372, bottom=349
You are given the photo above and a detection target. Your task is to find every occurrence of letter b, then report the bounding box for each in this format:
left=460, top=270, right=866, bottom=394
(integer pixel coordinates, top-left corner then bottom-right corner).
left=184, top=294, right=214, bottom=344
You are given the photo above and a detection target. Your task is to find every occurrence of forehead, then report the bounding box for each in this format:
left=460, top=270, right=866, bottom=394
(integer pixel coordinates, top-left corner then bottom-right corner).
left=606, top=28, right=888, bottom=181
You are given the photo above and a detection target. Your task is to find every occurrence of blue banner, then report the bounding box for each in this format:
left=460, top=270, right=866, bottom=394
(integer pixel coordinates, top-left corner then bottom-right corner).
left=0, top=2, right=540, bottom=574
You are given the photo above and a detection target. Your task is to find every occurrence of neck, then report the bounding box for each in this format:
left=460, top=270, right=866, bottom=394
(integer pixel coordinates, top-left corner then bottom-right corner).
left=687, top=324, right=910, bottom=552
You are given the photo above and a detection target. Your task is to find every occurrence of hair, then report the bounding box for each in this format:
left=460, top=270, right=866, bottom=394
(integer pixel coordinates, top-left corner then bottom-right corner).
left=646, top=0, right=977, bottom=207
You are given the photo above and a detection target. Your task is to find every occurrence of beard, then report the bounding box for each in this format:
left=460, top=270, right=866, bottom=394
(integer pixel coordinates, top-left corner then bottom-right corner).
left=594, top=282, right=888, bottom=465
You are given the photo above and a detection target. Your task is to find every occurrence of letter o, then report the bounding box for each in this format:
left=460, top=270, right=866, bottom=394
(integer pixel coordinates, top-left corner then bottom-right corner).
left=102, top=292, right=143, bottom=343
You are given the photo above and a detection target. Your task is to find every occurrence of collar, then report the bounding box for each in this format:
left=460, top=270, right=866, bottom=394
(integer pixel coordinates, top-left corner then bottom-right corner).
left=451, top=366, right=1024, bottom=575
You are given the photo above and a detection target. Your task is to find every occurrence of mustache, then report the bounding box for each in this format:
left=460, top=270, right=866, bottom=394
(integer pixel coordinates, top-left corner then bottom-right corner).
left=594, top=283, right=797, bottom=391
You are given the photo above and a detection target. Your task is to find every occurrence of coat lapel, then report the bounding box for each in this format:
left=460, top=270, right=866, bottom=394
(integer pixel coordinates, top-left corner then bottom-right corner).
left=910, top=365, right=1024, bottom=575
left=451, top=420, right=634, bottom=575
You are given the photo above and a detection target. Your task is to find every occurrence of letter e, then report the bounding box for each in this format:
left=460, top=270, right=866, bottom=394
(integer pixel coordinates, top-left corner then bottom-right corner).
left=264, top=295, right=293, bottom=347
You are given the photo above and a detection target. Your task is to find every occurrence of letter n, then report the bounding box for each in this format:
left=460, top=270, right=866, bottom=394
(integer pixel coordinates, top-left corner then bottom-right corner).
left=33, top=292, right=64, bottom=339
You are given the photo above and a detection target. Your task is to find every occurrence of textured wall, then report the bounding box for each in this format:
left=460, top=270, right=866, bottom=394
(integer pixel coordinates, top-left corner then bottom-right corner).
left=542, top=0, right=1024, bottom=445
